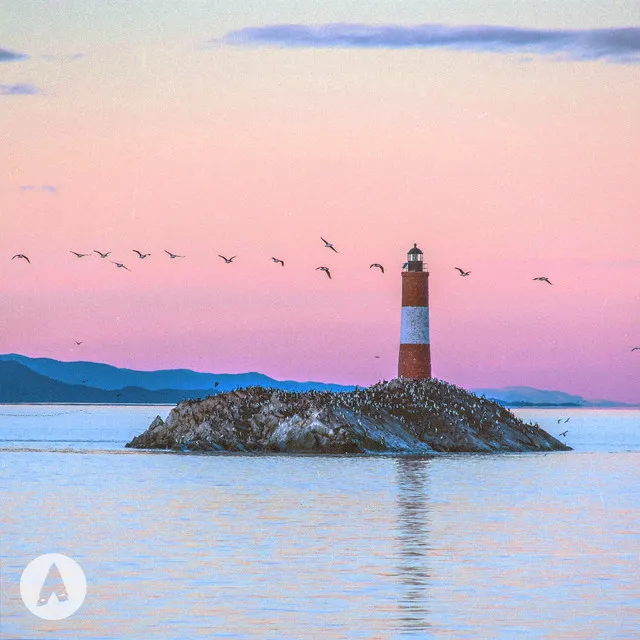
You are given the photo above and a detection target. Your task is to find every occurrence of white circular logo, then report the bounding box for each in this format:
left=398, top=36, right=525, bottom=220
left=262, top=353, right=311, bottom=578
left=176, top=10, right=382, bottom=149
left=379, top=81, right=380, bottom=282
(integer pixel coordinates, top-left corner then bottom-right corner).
left=20, top=554, right=87, bottom=620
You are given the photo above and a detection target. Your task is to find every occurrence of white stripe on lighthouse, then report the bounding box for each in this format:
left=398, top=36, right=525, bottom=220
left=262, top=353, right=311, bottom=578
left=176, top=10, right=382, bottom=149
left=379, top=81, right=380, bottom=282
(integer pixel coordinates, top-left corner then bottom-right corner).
left=400, top=306, right=430, bottom=344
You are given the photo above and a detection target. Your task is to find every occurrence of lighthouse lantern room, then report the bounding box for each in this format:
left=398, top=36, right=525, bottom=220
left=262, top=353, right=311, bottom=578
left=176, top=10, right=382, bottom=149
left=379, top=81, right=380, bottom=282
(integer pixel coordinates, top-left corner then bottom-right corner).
left=406, top=244, right=423, bottom=271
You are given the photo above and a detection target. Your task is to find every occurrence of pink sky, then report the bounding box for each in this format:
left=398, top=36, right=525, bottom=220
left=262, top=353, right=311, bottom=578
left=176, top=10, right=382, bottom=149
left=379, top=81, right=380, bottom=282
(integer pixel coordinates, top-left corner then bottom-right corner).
left=1, top=4, right=639, bottom=402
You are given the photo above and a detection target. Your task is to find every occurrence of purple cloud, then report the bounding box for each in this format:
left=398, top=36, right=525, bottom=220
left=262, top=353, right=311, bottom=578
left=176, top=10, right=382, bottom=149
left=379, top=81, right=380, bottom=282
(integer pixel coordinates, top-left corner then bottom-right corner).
left=20, top=185, right=56, bottom=193
left=0, top=83, right=41, bottom=95
left=0, top=48, right=28, bottom=62
left=218, top=24, right=640, bottom=63
left=42, top=53, right=85, bottom=62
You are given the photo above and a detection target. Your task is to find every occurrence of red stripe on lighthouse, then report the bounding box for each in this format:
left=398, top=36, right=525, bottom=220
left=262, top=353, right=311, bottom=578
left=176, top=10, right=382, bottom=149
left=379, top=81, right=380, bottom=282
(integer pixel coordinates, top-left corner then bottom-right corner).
left=398, top=344, right=432, bottom=379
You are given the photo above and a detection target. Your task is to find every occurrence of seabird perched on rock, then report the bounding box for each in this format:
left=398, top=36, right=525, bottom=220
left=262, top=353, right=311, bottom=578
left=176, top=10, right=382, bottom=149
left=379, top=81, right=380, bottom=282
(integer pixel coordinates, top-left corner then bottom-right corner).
left=70, top=250, right=90, bottom=258
left=164, top=250, right=184, bottom=259
left=12, top=254, right=30, bottom=263
left=370, top=263, right=384, bottom=273
left=316, top=266, right=331, bottom=279
left=94, top=250, right=111, bottom=258
left=455, top=267, right=471, bottom=277
left=533, top=276, right=553, bottom=285
left=110, top=261, right=131, bottom=271
left=271, top=257, right=284, bottom=266
left=321, top=237, right=339, bottom=253
left=218, top=255, right=236, bottom=264
left=133, top=250, right=151, bottom=259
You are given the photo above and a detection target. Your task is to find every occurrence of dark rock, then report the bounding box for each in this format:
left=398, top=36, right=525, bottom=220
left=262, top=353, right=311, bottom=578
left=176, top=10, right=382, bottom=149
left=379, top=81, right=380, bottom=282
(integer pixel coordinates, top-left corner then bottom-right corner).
left=125, top=378, right=572, bottom=454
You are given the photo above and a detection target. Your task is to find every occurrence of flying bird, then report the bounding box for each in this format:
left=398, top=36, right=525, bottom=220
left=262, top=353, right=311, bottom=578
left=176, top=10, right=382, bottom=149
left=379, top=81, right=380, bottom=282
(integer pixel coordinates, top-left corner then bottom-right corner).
left=12, top=254, right=30, bottom=263
left=631, top=347, right=640, bottom=351
left=533, top=277, right=553, bottom=285
left=563, top=417, right=570, bottom=423
left=321, top=237, right=339, bottom=253
left=271, top=257, right=285, bottom=266
left=218, top=255, right=236, bottom=264
left=164, top=250, right=184, bottom=259
left=316, top=266, right=331, bottom=279
left=455, top=267, right=471, bottom=277
left=133, top=250, right=151, bottom=259
left=110, top=261, right=130, bottom=271
left=94, top=250, right=111, bottom=258
left=559, top=430, right=568, bottom=437
left=70, top=251, right=90, bottom=258
left=214, top=381, right=219, bottom=388
left=75, top=340, right=83, bottom=345
left=370, top=263, right=384, bottom=273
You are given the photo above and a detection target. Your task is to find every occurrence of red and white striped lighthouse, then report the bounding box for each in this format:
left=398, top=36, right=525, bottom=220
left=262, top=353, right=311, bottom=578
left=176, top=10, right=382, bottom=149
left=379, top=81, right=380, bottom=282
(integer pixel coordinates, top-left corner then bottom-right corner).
left=398, top=244, right=432, bottom=379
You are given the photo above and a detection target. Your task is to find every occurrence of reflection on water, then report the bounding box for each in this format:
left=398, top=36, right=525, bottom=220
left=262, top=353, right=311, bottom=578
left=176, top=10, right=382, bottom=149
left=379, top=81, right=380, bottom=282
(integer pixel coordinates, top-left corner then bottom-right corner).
left=395, top=458, right=431, bottom=635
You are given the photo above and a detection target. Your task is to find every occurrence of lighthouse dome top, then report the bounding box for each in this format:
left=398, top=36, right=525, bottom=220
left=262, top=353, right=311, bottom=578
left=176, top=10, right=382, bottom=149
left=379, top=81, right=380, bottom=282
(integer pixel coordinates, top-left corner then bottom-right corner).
left=408, top=244, right=423, bottom=255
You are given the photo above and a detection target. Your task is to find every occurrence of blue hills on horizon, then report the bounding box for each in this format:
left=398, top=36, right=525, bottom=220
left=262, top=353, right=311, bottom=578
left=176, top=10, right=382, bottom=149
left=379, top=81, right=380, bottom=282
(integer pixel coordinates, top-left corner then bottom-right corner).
left=0, top=353, right=634, bottom=406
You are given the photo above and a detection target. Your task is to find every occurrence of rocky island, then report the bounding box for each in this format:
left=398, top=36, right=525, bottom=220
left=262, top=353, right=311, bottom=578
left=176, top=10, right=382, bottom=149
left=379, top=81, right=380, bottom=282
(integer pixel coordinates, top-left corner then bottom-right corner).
left=126, top=378, right=571, bottom=454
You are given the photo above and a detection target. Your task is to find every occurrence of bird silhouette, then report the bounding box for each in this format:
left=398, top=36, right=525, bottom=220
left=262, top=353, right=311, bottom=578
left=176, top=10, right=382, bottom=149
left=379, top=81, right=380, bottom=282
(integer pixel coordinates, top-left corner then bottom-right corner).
left=70, top=251, right=90, bottom=258
left=94, top=250, right=111, bottom=258
left=12, top=254, right=30, bottom=263
left=133, top=250, right=151, bottom=259
left=402, top=262, right=409, bottom=269
left=533, top=277, right=553, bottom=285
left=271, top=257, right=284, bottom=266
left=564, top=417, right=570, bottom=423
left=455, top=267, right=471, bottom=277
left=75, top=340, right=83, bottom=345
left=110, top=261, right=131, bottom=271
left=321, top=237, right=339, bottom=253
left=370, top=263, right=384, bottom=273
left=218, top=255, right=236, bottom=264
left=164, top=250, right=184, bottom=259
left=316, top=266, right=331, bottom=279
left=559, top=430, right=568, bottom=437
left=632, top=347, right=640, bottom=352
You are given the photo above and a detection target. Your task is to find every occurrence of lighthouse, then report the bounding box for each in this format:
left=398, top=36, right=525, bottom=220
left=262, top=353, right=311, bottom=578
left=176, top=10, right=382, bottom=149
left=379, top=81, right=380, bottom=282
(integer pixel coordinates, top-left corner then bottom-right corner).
left=398, top=244, right=432, bottom=379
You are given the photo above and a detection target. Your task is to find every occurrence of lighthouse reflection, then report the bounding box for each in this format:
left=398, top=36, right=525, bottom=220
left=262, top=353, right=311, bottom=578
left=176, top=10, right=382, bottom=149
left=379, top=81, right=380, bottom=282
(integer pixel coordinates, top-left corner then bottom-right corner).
left=395, top=456, right=432, bottom=634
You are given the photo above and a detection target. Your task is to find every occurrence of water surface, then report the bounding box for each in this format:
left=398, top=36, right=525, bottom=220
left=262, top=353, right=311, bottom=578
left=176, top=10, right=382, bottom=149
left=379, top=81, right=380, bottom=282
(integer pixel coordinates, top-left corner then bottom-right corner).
left=1, top=406, right=638, bottom=639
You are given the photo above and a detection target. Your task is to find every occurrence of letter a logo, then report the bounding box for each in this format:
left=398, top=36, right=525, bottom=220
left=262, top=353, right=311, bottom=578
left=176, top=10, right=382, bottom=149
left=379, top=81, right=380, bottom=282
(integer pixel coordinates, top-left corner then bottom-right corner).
left=36, top=562, right=69, bottom=606
left=20, top=554, right=87, bottom=620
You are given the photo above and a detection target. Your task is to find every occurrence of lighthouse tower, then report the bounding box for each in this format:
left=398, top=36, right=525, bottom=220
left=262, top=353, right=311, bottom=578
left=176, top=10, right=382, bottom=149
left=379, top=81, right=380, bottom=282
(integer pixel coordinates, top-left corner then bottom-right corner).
left=398, top=244, right=432, bottom=379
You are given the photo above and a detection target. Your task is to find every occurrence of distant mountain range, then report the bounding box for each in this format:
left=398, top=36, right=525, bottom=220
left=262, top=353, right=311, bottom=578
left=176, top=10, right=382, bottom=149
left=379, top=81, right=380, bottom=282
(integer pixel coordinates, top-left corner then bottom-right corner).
left=471, top=386, right=634, bottom=408
left=0, top=354, right=353, bottom=404
left=0, top=354, right=635, bottom=406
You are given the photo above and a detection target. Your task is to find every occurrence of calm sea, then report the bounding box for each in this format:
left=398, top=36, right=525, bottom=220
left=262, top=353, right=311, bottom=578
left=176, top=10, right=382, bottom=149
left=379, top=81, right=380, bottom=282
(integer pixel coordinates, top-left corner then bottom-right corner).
left=1, top=406, right=638, bottom=639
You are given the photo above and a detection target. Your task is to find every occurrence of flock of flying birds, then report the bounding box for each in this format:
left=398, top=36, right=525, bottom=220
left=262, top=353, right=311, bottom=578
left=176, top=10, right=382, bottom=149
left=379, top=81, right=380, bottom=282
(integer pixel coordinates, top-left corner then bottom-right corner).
left=11, top=235, right=556, bottom=284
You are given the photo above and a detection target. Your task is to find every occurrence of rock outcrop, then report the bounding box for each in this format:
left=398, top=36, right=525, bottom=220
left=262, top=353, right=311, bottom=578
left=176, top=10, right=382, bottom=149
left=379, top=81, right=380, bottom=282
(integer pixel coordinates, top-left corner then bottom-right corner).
left=125, top=378, right=571, bottom=454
